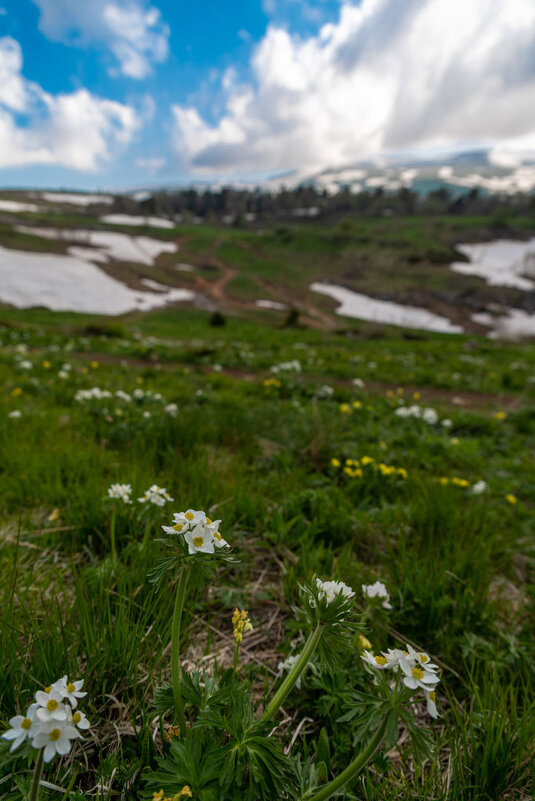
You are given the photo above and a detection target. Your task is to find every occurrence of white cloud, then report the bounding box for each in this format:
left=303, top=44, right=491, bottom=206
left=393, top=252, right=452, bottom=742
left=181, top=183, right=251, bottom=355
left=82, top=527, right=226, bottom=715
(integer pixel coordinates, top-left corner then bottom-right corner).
left=32, top=0, right=169, bottom=79
left=172, top=0, right=535, bottom=176
left=0, top=37, right=138, bottom=170
left=135, top=156, right=165, bottom=170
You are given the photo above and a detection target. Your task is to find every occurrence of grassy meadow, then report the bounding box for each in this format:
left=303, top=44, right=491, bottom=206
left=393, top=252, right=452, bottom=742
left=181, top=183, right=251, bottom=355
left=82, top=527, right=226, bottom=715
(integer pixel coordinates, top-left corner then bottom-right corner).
left=0, top=301, right=534, bottom=797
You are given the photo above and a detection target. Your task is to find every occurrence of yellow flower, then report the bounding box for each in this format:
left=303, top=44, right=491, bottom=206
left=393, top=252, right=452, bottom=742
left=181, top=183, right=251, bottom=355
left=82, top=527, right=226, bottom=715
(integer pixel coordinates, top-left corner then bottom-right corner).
left=352, top=400, right=362, bottom=409
left=331, top=458, right=341, bottom=468
left=232, top=608, right=253, bottom=643
left=361, top=456, right=374, bottom=466
left=358, top=634, right=372, bottom=651
left=263, top=377, right=281, bottom=390
left=396, top=387, right=404, bottom=395
left=153, top=792, right=165, bottom=801
left=386, top=390, right=394, bottom=398
left=413, top=391, right=421, bottom=400
left=175, top=789, right=193, bottom=799
left=11, top=387, right=22, bottom=397
left=438, top=477, right=449, bottom=486
left=91, top=360, right=99, bottom=369
left=451, top=477, right=469, bottom=488
left=339, top=403, right=352, bottom=415
left=506, top=493, right=517, bottom=505
left=42, top=360, right=51, bottom=369
left=165, top=725, right=181, bottom=741
left=494, top=410, right=507, bottom=421
left=47, top=508, right=60, bottom=523
left=397, top=468, right=408, bottom=479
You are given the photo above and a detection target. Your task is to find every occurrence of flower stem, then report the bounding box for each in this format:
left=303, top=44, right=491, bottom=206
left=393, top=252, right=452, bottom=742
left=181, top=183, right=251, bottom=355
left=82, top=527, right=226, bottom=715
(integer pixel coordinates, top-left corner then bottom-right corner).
left=262, top=624, right=323, bottom=722
left=141, top=518, right=152, bottom=552
left=171, top=568, right=190, bottom=734
left=304, top=715, right=388, bottom=801
left=110, top=506, right=117, bottom=562
left=233, top=641, right=240, bottom=674
left=29, top=749, right=44, bottom=801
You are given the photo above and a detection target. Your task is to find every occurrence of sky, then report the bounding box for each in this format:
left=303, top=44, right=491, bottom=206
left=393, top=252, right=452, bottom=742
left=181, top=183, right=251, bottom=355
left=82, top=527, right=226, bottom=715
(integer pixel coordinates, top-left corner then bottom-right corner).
left=0, top=0, right=534, bottom=190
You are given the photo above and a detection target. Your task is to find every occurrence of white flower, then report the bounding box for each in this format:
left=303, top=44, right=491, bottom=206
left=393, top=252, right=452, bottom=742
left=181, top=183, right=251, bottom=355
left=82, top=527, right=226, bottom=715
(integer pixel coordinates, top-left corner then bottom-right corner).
left=184, top=522, right=215, bottom=554
left=163, top=509, right=229, bottom=553
left=422, top=408, right=438, bottom=425
left=34, top=690, right=68, bottom=722
left=67, top=707, right=91, bottom=730
left=270, top=359, right=302, bottom=374
left=362, top=581, right=392, bottom=610
left=471, top=480, right=487, bottom=495
left=108, top=483, right=132, bottom=504
left=424, top=689, right=439, bottom=719
left=352, top=378, right=365, bottom=388
left=52, top=676, right=87, bottom=708
left=361, top=649, right=398, bottom=670
left=133, top=388, right=145, bottom=399
left=138, top=485, right=174, bottom=506
left=2, top=705, right=40, bottom=751
left=143, top=411, right=151, bottom=419
left=399, top=658, right=440, bottom=691
left=58, top=371, right=69, bottom=379
left=19, top=360, right=33, bottom=370
left=115, top=390, right=132, bottom=402
left=8, top=410, right=21, bottom=418
left=315, top=578, right=355, bottom=605
left=32, top=718, right=81, bottom=763
left=165, top=403, right=178, bottom=417
left=441, top=418, right=453, bottom=428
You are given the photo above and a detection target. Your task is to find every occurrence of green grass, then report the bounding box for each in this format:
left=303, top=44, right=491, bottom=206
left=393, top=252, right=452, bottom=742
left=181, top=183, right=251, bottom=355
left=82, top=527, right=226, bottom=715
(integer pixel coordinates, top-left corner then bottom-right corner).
left=0, top=304, right=533, bottom=798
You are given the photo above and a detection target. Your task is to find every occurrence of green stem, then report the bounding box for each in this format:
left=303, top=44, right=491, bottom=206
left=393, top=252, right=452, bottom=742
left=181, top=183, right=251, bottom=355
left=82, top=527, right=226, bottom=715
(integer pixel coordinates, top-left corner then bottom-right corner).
left=171, top=568, right=190, bottom=734
left=262, top=624, right=323, bottom=722
left=29, top=749, right=44, bottom=801
left=110, top=506, right=117, bottom=561
left=141, top=518, right=152, bottom=552
left=305, top=715, right=388, bottom=801
left=233, top=641, right=240, bottom=674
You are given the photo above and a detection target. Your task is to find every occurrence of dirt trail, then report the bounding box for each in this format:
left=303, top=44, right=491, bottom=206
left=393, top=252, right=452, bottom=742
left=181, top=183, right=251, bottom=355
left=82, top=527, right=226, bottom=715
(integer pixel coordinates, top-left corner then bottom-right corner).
left=73, top=351, right=524, bottom=411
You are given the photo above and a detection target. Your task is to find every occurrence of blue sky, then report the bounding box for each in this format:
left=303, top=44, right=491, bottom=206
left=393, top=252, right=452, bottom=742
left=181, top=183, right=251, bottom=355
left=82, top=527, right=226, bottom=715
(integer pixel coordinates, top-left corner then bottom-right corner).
left=0, top=0, right=534, bottom=190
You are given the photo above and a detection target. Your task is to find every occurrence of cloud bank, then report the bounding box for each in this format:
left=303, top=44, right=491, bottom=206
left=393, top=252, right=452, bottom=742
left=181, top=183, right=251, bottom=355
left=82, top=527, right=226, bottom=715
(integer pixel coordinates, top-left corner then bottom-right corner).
left=32, top=0, right=170, bottom=79
left=0, top=37, right=138, bottom=170
left=172, top=0, right=535, bottom=176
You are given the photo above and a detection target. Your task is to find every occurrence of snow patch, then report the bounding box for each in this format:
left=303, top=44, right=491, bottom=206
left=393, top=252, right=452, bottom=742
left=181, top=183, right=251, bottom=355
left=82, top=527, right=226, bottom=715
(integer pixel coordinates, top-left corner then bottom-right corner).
left=101, top=214, right=175, bottom=229
left=310, top=282, right=462, bottom=333
left=451, top=239, right=535, bottom=290
left=0, top=245, right=195, bottom=315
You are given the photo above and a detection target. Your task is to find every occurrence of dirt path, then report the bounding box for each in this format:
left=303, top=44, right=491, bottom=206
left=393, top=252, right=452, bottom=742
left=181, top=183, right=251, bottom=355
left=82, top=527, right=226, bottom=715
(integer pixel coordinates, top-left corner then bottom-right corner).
left=73, top=351, right=524, bottom=411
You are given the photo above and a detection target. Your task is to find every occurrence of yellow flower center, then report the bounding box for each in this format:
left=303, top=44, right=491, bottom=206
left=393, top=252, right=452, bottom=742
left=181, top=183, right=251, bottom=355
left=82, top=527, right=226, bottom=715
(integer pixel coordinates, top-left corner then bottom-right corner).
left=67, top=682, right=76, bottom=693
left=192, top=536, right=204, bottom=547
left=213, top=531, right=222, bottom=541
left=412, top=667, right=424, bottom=680
left=21, top=718, right=32, bottom=730
left=173, top=523, right=183, bottom=531
left=375, top=655, right=387, bottom=666
left=44, top=686, right=52, bottom=693
left=185, top=512, right=194, bottom=521
left=429, top=691, right=436, bottom=702
left=419, top=653, right=429, bottom=663
left=46, top=699, right=59, bottom=711
left=49, top=728, right=61, bottom=741
left=72, top=712, right=81, bottom=724
left=206, top=517, right=212, bottom=524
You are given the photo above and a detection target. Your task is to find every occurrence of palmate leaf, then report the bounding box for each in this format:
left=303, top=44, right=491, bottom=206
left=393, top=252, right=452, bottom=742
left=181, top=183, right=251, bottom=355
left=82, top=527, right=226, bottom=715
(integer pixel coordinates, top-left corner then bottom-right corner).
left=143, top=729, right=221, bottom=800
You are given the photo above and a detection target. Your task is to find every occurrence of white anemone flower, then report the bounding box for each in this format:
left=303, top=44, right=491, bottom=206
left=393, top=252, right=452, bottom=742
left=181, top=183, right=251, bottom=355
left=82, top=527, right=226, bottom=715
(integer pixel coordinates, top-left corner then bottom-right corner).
left=32, top=718, right=81, bottom=763
left=471, top=480, right=487, bottom=495
left=165, top=403, right=178, bottom=417
left=398, top=656, right=440, bottom=691
left=35, top=690, right=68, bottom=722
left=184, top=522, right=215, bottom=555
left=8, top=410, right=22, bottom=419
left=315, top=578, right=355, bottom=605
left=2, top=704, right=40, bottom=751
left=67, top=707, right=91, bottom=730
left=361, top=650, right=398, bottom=670
left=362, top=580, right=392, bottom=610
left=424, top=689, right=439, bottom=719
left=53, top=676, right=87, bottom=708
left=138, top=485, right=174, bottom=506
left=108, top=483, right=132, bottom=504
left=277, top=655, right=302, bottom=688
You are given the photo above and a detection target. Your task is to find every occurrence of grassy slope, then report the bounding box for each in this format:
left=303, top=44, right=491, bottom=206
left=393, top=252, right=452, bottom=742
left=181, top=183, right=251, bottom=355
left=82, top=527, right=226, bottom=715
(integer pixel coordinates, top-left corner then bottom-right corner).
left=0, top=307, right=533, bottom=799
